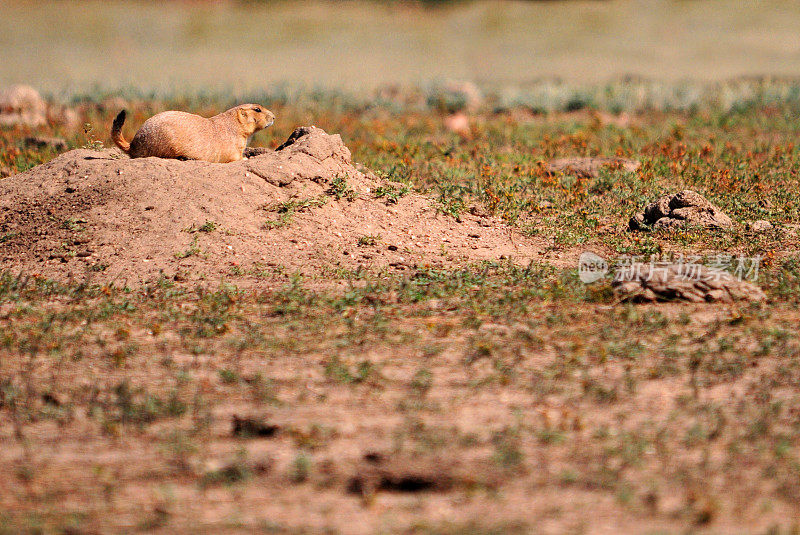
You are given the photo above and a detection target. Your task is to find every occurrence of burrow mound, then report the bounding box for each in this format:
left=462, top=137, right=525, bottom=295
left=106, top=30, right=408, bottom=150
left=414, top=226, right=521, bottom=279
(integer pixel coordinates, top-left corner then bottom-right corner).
left=629, top=190, right=733, bottom=231
left=0, top=127, right=548, bottom=285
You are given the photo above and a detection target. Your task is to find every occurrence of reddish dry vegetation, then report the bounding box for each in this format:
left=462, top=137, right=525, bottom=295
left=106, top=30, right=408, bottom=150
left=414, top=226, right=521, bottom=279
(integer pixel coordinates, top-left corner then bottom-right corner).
left=1, top=92, right=800, bottom=534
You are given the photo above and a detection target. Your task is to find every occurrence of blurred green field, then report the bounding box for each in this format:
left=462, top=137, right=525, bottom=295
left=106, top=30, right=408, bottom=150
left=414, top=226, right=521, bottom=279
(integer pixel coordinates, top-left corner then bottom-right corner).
left=3, top=0, right=800, bottom=94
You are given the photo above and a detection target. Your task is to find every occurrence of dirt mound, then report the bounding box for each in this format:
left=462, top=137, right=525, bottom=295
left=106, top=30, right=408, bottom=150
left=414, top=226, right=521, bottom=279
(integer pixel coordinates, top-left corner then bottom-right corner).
left=0, top=127, right=545, bottom=285
left=629, top=190, right=733, bottom=230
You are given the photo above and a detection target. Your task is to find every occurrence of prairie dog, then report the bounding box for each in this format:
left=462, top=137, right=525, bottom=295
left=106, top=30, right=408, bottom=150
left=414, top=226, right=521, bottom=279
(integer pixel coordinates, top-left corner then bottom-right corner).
left=111, top=104, right=274, bottom=163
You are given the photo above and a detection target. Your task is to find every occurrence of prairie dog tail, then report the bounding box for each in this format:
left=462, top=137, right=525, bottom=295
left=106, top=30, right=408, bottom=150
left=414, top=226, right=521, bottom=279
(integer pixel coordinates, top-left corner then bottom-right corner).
left=111, top=110, right=130, bottom=153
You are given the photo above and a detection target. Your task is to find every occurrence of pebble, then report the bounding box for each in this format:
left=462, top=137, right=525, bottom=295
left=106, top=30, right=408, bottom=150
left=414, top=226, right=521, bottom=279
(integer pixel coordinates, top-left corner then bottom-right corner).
left=749, top=220, right=773, bottom=232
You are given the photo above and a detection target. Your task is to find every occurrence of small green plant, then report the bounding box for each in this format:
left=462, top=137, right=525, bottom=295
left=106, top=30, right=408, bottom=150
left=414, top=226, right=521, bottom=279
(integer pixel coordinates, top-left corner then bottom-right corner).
left=184, top=220, right=217, bottom=233
left=108, top=381, right=187, bottom=427
left=357, top=234, right=381, bottom=246
left=61, top=218, right=86, bottom=232
left=160, top=430, right=198, bottom=472
left=289, top=453, right=311, bottom=483
left=491, top=428, right=524, bottom=469
left=174, top=235, right=200, bottom=259
left=247, top=372, right=280, bottom=404
left=373, top=184, right=409, bottom=204
left=264, top=196, right=327, bottom=229
left=218, top=368, right=239, bottom=384
left=198, top=220, right=217, bottom=233
left=435, top=184, right=467, bottom=220
left=410, top=368, right=433, bottom=396
left=0, top=232, right=19, bottom=243
left=200, top=449, right=252, bottom=487
left=327, top=176, right=358, bottom=201
left=324, top=356, right=373, bottom=384
left=82, top=123, right=104, bottom=151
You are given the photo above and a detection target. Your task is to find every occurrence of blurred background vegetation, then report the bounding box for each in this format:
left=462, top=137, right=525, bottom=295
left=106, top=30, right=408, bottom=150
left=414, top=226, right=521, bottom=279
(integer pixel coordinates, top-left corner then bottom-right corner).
left=3, top=0, right=800, bottom=98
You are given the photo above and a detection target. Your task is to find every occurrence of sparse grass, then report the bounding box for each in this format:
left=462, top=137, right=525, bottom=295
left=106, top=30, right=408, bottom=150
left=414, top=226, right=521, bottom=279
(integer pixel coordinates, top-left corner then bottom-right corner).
left=357, top=234, right=381, bottom=246
left=81, top=123, right=104, bottom=151
left=174, top=235, right=200, bottom=259
left=326, top=175, right=358, bottom=201
left=263, top=195, right=327, bottom=229
left=373, top=183, right=409, bottom=204
left=184, top=220, right=217, bottom=233
left=288, top=453, right=311, bottom=483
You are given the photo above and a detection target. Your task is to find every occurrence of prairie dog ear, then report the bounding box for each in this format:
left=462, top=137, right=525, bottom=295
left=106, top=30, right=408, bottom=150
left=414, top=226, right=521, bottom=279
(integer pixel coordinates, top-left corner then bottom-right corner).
left=236, top=107, right=250, bottom=124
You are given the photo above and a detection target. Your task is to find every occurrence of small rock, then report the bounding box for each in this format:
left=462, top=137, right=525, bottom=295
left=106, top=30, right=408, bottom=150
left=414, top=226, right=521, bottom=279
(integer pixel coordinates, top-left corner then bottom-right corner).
left=747, top=220, right=773, bottom=232
left=644, top=195, right=672, bottom=221
left=274, top=126, right=322, bottom=151
left=444, top=112, right=470, bottom=136
left=243, top=146, right=272, bottom=158
left=0, top=85, right=47, bottom=127
left=469, top=205, right=489, bottom=217
left=611, top=262, right=765, bottom=303
left=669, top=190, right=714, bottom=211
left=630, top=190, right=732, bottom=230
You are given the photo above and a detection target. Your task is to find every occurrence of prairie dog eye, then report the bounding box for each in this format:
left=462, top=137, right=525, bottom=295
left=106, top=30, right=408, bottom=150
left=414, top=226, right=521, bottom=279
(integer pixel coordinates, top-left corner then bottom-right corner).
left=253, top=107, right=262, bottom=113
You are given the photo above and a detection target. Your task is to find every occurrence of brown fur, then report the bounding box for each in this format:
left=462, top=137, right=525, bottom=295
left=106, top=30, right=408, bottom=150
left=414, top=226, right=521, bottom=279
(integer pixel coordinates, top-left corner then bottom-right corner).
left=111, top=104, right=274, bottom=163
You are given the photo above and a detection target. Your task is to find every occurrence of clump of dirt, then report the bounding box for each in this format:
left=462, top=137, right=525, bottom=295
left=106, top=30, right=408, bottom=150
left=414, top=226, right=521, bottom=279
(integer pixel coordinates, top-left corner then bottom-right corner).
left=346, top=451, right=502, bottom=497
left=0, top=126, right=546, bottom=285
left=629, top=190, right=733, bottom=230
left=231, top=415, right=280, bottom=438
left=347, top=453, right=455, bottom=496
left=612, top=262, right=766, bottom=303
left=545, top=156, right=640, bottom=178
left=746, top=219, right=774, bottom=232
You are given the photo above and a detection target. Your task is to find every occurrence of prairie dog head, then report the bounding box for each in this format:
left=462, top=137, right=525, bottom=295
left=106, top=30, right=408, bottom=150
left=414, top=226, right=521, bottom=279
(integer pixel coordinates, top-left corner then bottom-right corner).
left=235, top=104, right=275, bottom=136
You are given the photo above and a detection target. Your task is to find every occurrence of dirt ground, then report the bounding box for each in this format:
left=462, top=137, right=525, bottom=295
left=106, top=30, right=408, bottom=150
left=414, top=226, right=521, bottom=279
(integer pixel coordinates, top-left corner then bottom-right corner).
left=3, top=290, right=798, bottom=534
